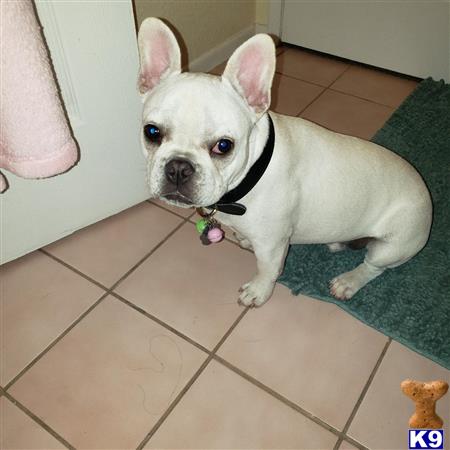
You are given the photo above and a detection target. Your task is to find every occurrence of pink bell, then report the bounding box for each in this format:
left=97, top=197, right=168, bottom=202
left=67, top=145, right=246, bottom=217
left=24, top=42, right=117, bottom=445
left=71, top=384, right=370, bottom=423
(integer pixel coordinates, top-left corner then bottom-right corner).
left=207, top=227, right=224, bottom=243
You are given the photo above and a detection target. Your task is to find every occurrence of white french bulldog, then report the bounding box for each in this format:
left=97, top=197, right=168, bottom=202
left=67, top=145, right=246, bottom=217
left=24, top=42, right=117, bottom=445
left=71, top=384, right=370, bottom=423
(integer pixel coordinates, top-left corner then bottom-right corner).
left=137, top=18, right=432, bottom=306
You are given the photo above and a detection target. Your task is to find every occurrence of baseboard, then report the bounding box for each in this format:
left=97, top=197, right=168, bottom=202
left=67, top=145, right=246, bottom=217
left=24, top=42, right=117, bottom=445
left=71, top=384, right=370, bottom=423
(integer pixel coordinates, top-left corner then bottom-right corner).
left=187, top=25, right=256, bottom=73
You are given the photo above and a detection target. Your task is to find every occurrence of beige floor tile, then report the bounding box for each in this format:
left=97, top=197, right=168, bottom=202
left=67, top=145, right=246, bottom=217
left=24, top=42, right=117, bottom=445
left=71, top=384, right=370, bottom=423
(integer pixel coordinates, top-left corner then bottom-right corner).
left=330, top=65, right=418, bottom=108
left=348, top=341, right=450, bottom=450
left=271, top=73, right=324, bottom=116
left=8, top=297, right=207, bottom=449
left=218, top=284, right=388, bottom=430
left=276, top=45, right=286, bottom=56
left=116, top=222, right=256, bottom=349
left=150, top=198, right=195, bottom=218
left=146, top=359, right=338, bottom=449
left=0, top=397, right=65, bottom=449
left=339, top=439, right=362, bottom=449
left=44, top=202, right=182, bottom=288
left=0, top=251, right=103, bottom=386
left=276, top=48, right=350, bottom=87
left=301, top=89, right=394, bottom=140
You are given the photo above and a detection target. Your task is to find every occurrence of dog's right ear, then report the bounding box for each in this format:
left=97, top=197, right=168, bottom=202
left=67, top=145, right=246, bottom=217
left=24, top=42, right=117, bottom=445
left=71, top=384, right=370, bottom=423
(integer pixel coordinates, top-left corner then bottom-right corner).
left=137, top=18, right=181, bottom=94
left=222, top=34, right=276, bottom=115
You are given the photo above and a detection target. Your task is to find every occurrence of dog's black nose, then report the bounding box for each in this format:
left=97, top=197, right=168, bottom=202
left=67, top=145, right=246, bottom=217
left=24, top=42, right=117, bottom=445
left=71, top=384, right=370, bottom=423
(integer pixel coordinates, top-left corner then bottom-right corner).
left=165, top=159, right=195, bottom=185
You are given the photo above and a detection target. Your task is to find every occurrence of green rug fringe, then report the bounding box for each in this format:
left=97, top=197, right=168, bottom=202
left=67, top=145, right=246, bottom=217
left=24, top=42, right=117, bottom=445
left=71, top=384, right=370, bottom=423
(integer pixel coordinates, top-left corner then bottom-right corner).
left=278, top=78, right=450, bottom=369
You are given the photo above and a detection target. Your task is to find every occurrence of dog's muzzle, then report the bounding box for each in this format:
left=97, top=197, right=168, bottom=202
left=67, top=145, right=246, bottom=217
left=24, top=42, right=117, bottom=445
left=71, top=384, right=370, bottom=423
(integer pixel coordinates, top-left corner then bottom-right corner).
left=161, top=158, right=196, bottom=205
left=164, top=158, right=195, bottom=186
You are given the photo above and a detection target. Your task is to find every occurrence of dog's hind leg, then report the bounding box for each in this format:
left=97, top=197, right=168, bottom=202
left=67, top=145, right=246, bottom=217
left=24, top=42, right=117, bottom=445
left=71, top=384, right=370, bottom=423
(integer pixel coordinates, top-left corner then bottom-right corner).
left=329, top=233, right=426, bottom=300
left=329, top=201, right=431, bottom=300
left=330, top=258, right=385, bottom=300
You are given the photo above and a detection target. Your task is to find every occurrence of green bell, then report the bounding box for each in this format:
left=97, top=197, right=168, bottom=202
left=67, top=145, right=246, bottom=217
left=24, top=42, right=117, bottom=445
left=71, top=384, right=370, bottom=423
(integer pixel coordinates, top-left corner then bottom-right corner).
left=196, top=218, right=208, bottom=234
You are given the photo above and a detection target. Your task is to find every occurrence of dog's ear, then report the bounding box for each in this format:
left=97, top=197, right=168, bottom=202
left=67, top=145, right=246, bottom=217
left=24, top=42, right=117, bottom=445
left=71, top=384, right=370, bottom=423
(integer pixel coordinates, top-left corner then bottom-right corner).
left=222, top=34, right=276, bottom=115
left=137, top=18, right=181, bottom=94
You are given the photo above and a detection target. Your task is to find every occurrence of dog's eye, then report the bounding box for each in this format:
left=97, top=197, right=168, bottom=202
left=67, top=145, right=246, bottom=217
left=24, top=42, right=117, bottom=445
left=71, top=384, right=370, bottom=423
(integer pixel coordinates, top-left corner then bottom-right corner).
left=211, top=138, right=233, bottom=155
left=144, top=124, right=161, bottom=142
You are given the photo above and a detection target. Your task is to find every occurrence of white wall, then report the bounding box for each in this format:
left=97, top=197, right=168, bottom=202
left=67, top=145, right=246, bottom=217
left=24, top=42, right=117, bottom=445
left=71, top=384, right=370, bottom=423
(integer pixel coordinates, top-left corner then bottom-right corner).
left=134, top=0, right=257, bottom=71
left=281, top=1, right=450, bottom=82
left=1, top=1, right=148, bottom=264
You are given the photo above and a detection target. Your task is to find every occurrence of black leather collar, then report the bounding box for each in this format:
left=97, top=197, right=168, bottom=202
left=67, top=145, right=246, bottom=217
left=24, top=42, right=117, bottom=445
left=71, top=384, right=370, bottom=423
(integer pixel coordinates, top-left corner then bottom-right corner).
left=207, top=114, right=275, bottom=215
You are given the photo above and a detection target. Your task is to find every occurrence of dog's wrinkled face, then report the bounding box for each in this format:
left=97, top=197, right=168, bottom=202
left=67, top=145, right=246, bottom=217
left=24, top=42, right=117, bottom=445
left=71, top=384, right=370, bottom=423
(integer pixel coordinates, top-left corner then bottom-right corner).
left=141, top=74, right=253, bottom=207
left=137, top=18, right=276, bottom=208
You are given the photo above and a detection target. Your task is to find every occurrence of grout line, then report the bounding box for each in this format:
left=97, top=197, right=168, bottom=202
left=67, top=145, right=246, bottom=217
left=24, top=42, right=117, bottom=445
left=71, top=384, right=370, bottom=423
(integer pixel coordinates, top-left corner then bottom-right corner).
left=5, top=226, right=244, bottom=448
left=3, top=293, right=109, bottom=391
left=280, top=42, right=422, bottom=83
left=9, top=195, right=381, bottom=449
left=2, top=391, right=75, bottom=449
left=333, top=438, right=343, bottom=449
left=276, top=46, right=286, bottom=58
left=334, top=433, right=370, bottom=450
left=109, top=219, right=188, bottom=292
left=5, top=214, right=200, bottom=393
left=277, top=51, right=409, bottom=110
left=41, top=203, right=190, bottom=295
left=110, top=292, right=211, bottom=355
left=334, top=337, right=392, bottom=449
left=213, top=353, right=343, bottom=438
left=273, top=69, right=328, bottom=108
left=211, top=307, right=249, bottom=354
left=8, top=218, right=190, bottom=391
left=333, top=435, right=343, bottom=450
left=328, top=63, right=353, bottom=88
left=327, top=87, right=397, bottom=109
left=296, top=66, right=356, bottom=117
left=146, top=199, right=196, bottom=220
left=11, top=211, right=377, bottom=450
left=339, top=436, right=371, bottom=450
left=39, top=248, right=110, bottom=292
left=135, top=354, right=213, bottom=450
left=274, top=69, right=329, bottom=90
left=296, top=86, right=330, bottom=117
left=136, top=308, right=249, bottom=449
left=275, top=58, right=352, bottom=91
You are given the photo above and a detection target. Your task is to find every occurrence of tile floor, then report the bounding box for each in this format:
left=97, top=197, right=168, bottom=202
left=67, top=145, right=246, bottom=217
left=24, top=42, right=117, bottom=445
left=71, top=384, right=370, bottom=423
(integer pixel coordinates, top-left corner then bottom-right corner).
left=1, top=45, right=449, bottom=450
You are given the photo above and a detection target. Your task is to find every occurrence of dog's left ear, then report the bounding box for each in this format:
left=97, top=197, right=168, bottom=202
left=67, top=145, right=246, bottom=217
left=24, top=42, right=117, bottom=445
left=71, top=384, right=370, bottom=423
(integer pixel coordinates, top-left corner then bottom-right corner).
left=137, top=18, right=181, bottom=94
left=222, top=34, right=276, bottom=115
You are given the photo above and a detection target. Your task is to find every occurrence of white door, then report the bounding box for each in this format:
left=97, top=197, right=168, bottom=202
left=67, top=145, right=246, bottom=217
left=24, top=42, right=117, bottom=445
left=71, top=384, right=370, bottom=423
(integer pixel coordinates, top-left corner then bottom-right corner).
left=1, top=1, right=148, bottom=264
left=280, top=1, right=450, bottom=82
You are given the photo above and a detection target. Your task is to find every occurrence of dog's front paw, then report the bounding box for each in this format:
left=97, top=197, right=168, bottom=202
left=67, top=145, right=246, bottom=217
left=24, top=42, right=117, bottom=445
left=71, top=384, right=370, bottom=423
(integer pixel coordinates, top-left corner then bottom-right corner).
left=238, top=279, right=274, bottom=307
left=329, top=275, right=357, bottom=300
left=330, top=262, right=383, bottom=300
left=329, top=271, right=362, bottom=300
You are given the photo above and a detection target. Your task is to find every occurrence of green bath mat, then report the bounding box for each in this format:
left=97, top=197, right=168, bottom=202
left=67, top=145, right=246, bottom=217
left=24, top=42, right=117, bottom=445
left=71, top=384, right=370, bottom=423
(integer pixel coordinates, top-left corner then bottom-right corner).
left=278, top=78, right=450, bottom=369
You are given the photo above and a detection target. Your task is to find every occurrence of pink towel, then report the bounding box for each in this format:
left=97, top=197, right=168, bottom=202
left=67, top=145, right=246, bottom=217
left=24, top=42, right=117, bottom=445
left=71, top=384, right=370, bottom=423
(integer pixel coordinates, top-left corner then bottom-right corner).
left=0, top=0, right=78, bottom=193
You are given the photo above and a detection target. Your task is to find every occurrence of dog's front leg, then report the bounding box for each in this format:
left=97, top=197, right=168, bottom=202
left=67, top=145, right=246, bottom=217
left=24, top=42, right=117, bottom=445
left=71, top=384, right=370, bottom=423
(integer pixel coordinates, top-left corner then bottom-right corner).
left=238, top=239, right=289, bottom=307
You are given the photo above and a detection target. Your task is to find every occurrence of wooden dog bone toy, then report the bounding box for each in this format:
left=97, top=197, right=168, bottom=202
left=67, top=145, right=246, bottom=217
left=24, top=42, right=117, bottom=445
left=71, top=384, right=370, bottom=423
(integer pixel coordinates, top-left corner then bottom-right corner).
left=401, top=379, right=449, bottom=429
